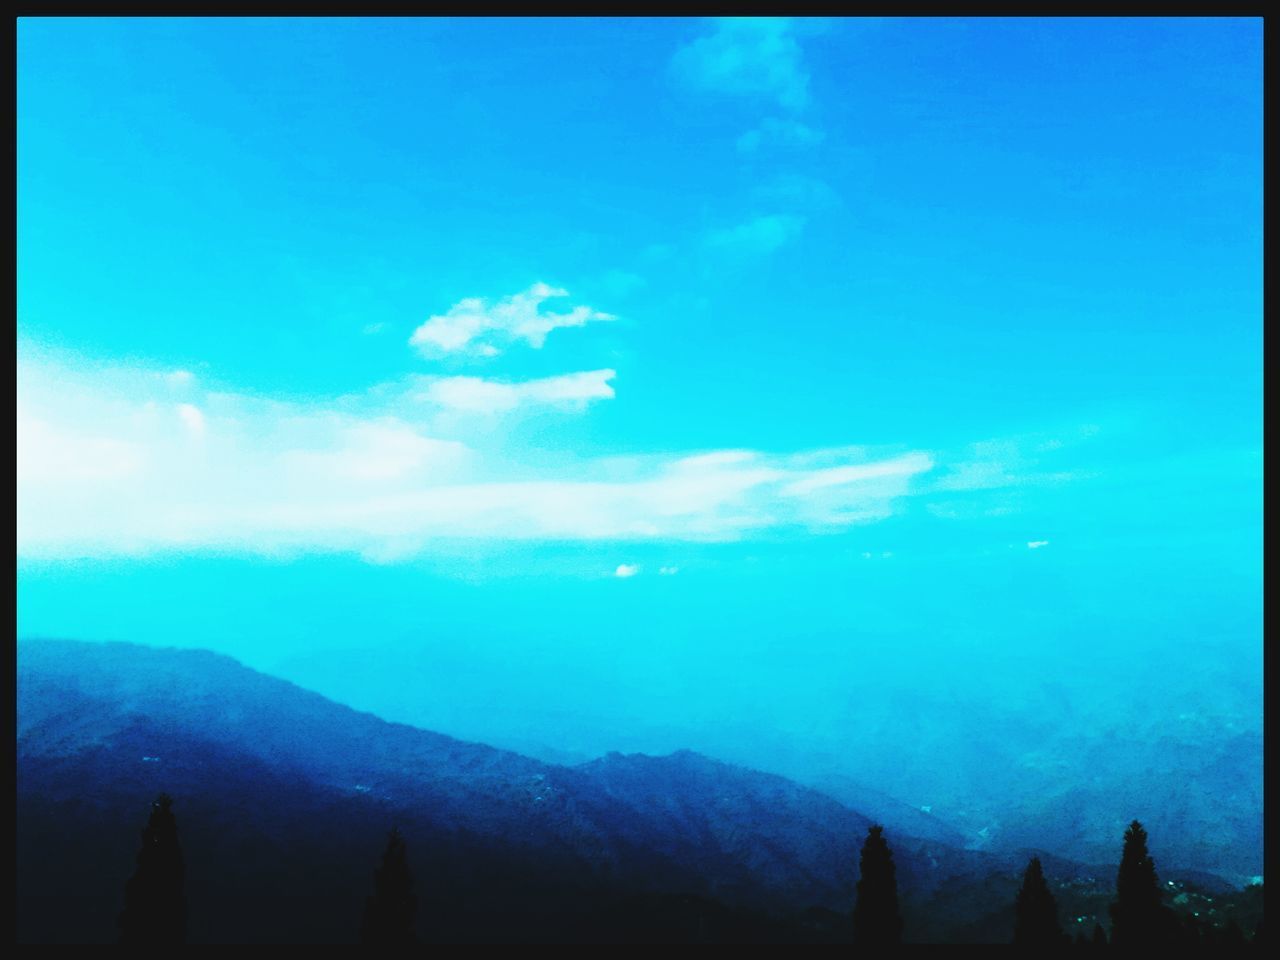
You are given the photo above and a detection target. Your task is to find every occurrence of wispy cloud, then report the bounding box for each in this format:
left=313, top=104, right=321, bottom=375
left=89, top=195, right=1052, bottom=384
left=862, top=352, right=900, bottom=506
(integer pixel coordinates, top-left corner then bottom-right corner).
left=783, top=454, right=934, bottom=496
left=615, top=563, right=640, bottom=578
left=672, top=18, right=813, bottom=112
left=929, top=435, right=1095, bottom=493
left=176, top=403, right=206, bottom=438
left=15, top=351, right=938, bottom=561
left=409, top=283, right=613, bottom=358
left=415, top=369, right=617, bottom=415
left=277, top=420, right=470, bottom=484
left=751, top=173, right=840, bottom=213
left=19, top=348, right=1110, bottom=565
left=737, top=117, right=824, bottom=153
left=915, top=429, right=1105, bottom=529
left=706, top=214, right=806, bottom=257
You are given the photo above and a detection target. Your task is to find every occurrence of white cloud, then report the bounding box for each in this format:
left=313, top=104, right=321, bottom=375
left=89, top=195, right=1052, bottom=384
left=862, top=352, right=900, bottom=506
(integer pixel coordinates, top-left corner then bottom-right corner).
left=673, top=18, right=812, bottom=111
left=164, top=370, right=194, bottom=388
left=706, top=214, right=806, bottom=257
left=658, top=565, right=679, bottom=576
left=737, top=117, right=824, bottom=153
left=279, top=420, right=470, bottom=484
left=176, top=403, right=205, bottom=437
left=930, top=434, right=1095, bottom=494
left=16, top=413, right=144, bottom=485
left=615, top=563, right=640, bottom=578
left=933, top=460, right=1018, bottom=492
left=30, top=349, right=1103, bottom=565
left=15, top=351, right=941, bottom=560
left=783, top=454, right=933, bottom=496
left=409, top=283, right=614, bottom=357
left=418, top=369, right=616, bottom=415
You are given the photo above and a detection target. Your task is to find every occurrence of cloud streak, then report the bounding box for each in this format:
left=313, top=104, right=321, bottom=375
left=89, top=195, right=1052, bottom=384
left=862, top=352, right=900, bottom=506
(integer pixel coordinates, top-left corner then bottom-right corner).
left=672, top=18, right=812, bottom=111
left=16, top=351, right=939, bottom=561
left=737, top=117, right=824, bottom=153
left=409, top=283, right=613, bottom=358
left=706, top=214, right=806, bottom=257
left=416, top=369, right=616, bottom=414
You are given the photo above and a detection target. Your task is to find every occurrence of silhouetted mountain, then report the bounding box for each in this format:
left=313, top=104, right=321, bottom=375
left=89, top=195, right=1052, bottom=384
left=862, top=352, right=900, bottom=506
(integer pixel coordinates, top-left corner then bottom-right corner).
left=784, top=675, right=1262, bottom=883
left=15, top=639, right=1263, bottom=943
left=805, top=771, right=969, bottom=848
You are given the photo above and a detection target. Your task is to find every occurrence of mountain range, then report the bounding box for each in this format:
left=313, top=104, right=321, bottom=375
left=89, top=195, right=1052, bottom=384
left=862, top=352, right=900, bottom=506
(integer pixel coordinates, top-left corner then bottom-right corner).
left=15, top=638, right=1252, bottom=943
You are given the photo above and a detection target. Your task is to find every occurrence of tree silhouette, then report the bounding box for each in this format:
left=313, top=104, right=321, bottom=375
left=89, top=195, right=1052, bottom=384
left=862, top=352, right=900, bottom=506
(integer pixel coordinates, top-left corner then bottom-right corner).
left=361, top=827, right=417, bottom=944
left=1013, top=856, right=1065, bottom=945
left=1109, top=820, right=1171, bottom=946
left=1212, top=918, right=1247, bottom=947
left=1092, top=922, right=1107, bottom=946
left=1179, top=910, right=1204, bottom=945
left=851, top=824, right=903, bottom=945
left=118, top=793, right=186, bottom=944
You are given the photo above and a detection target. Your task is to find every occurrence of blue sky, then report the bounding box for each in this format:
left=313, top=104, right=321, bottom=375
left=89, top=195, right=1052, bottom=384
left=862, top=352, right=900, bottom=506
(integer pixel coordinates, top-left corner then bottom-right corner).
left=17, top=19, right=1262, bottom=781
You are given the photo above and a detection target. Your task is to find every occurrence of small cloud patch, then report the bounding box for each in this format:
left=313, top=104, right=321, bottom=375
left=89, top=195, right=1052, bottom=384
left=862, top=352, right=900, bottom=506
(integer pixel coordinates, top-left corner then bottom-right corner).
left=410, top=283, right=613, bottom=357
left=176, top=403, right=205, bottom=437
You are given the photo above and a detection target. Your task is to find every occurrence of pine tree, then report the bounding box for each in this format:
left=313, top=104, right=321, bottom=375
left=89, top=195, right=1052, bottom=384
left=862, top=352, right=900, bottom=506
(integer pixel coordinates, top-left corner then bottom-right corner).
left=1013, top=856, right=1065, bottom=945
left=118, top=793, right=187, bottom=944
left=1220, top=919, right=1246, bottom=946
left=1109, top=820, right=1166, bottom=947
left=851, top=825, right=903, bottom=945
left=361, top=827, right=417, bottom=944
left=1180, top=910, right=1204, bottom=945
left=1091, top=922, right=1107, bottom=946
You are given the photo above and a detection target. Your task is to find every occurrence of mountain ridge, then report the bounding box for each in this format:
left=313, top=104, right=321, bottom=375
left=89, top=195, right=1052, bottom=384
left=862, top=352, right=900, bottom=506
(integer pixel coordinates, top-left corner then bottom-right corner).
left=16, top=637, right=1247, bottom=943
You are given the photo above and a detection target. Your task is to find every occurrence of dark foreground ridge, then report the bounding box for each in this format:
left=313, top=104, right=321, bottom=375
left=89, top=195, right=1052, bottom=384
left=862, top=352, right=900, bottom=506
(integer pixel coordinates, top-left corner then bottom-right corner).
left=16, top=639, right=1264, bottom=944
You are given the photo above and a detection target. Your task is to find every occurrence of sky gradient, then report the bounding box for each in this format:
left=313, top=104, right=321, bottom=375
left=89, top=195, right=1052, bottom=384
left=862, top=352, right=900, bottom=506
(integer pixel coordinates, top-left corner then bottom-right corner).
left=17, top=19, right=1262, bottom=814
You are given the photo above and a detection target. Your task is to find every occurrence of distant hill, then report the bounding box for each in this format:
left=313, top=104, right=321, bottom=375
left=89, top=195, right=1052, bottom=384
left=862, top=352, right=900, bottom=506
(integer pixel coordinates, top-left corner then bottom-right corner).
left=15, top=638, right=1250, bottom=943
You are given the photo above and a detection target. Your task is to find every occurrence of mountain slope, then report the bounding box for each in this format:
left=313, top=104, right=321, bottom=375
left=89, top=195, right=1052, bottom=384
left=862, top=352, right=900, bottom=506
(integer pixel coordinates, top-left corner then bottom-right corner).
left=16, top=637, right=1192, bottom=943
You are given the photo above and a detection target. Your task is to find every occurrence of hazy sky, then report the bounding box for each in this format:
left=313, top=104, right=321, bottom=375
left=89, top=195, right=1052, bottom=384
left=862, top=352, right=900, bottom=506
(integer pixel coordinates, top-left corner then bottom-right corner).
left=17, top=19, right=1262, bottom=775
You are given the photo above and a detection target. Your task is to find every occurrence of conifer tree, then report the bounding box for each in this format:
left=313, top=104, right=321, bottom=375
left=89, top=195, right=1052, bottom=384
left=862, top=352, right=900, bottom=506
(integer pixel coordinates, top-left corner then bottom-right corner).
left=361, top=827, right=417, bottom=944
left=1180, top=910, right=1204, bottom=945
left=1091, top=922, right=1107, bottom=946
left=1013, top=856, right=1065, bottom=945
left=1109, top=820, right=1167, bottom=947
left=1219, top=919, right=1246, bottom=946
left=118, top=793, right=187, bottom=944
left=851, top=824, right=903, bottom=945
